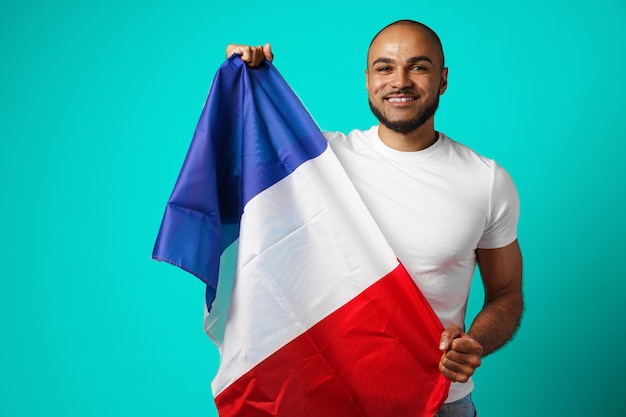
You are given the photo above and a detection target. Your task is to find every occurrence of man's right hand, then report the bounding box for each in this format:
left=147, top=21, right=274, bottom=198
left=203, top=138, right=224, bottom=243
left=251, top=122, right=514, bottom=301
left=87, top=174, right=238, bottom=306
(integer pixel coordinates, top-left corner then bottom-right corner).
left=226, top=43, right=273, bottom=67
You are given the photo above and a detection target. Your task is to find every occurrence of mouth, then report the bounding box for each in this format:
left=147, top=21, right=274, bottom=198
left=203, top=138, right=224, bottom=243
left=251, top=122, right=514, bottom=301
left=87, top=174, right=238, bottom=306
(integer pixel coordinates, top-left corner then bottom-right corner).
left=384, top=94, right=418, bottom=107
left=386, top=97, right=416, bottom=103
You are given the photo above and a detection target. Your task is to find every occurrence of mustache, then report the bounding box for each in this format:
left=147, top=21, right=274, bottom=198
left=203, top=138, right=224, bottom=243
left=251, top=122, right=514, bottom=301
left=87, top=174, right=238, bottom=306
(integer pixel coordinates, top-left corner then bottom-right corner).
left=387, top=88, right=417, bottom=95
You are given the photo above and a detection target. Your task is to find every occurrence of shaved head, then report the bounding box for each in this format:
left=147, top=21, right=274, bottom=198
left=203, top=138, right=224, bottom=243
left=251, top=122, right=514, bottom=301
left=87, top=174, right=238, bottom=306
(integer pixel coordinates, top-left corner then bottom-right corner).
left=365, top=19, right=449, bottom=137
left=368, top=20, right=445, bottom=69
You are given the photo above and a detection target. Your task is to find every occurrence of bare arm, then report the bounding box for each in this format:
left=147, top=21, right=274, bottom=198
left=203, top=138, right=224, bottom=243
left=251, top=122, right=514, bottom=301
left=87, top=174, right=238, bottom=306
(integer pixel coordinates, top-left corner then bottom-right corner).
left=469, top=239, right=523, bottom=354
left=439, top=239, right=523, bottom=382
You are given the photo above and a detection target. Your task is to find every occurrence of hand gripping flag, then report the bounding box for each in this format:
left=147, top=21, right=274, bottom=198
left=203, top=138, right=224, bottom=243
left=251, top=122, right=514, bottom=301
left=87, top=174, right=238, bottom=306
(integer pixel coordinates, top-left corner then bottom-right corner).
left=152, top=56, right=450, bottom=417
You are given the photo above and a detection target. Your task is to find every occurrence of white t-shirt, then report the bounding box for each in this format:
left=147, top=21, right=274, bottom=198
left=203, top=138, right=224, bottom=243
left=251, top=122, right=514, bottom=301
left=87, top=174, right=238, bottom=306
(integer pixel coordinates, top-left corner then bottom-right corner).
left=325, top=126, right=520, bottom=403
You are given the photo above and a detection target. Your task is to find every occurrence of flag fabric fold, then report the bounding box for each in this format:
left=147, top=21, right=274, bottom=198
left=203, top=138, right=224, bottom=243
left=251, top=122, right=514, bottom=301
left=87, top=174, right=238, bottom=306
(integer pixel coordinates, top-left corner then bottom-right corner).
left=152, top=56, right=450, bottom=417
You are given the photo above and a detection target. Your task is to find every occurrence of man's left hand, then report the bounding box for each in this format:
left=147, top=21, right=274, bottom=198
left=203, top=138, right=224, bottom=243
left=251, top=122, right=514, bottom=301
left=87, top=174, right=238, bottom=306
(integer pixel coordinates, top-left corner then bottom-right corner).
left=438, top=325, right=483, bottom=383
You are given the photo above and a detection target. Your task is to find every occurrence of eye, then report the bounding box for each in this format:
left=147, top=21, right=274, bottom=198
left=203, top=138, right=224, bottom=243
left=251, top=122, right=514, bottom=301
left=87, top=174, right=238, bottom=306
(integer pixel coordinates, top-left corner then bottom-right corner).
left=375, top=66, right=392, bottom=73
left=410, top=65, right=427, bottom=72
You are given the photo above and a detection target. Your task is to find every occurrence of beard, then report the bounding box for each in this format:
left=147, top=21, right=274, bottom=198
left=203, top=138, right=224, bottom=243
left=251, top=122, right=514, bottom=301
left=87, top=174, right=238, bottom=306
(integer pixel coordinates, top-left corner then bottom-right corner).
left=368, top=92, right=440, bottom=134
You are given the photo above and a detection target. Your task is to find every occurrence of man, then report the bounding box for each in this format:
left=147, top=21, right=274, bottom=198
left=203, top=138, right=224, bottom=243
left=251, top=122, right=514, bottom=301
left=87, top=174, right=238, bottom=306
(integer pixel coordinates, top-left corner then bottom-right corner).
left=226, top=20, right=523, bottom=417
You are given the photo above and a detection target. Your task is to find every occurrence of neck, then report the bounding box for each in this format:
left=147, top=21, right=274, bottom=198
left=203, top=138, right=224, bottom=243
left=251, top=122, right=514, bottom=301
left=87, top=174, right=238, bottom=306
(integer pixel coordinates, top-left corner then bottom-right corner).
left=377, top=119, right=438, bottom=152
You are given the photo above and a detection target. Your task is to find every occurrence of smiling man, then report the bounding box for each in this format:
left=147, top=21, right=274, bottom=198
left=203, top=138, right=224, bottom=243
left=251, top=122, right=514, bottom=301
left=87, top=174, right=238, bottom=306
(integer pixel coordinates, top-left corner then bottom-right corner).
left=226, top=20, right=523, bottom=417
left=366, top=21, right=447, bottom=150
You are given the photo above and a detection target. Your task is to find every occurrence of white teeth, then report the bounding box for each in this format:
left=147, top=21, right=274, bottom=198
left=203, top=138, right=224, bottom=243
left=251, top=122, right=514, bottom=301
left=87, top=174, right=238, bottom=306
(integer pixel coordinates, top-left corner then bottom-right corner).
left=388, top=97, right=415, bottom=102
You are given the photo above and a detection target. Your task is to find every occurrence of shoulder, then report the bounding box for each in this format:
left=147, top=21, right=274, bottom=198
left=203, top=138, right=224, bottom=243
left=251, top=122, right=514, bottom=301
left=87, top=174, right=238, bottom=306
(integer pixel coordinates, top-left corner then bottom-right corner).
left=323, top=127, right=376, bottom=153
left=322, top=130, right=346, bottom=144
left=323, top=127, right=373, bottom=142
left=439, top=133, right=497, bottom=169
left=439, top=133, right=518, bottom=203
left=439, top=134, right=518, bottom=187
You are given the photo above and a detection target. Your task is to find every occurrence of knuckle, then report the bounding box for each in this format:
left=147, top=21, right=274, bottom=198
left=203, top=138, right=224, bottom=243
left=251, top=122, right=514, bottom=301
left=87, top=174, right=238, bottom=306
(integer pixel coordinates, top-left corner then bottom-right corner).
left=456, top=374, right=469, bottom=383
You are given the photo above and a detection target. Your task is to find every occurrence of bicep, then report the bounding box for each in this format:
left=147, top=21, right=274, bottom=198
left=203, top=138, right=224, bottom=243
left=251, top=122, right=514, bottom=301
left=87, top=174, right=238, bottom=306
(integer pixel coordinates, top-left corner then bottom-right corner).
left=475, top=239, right=523, bottom=302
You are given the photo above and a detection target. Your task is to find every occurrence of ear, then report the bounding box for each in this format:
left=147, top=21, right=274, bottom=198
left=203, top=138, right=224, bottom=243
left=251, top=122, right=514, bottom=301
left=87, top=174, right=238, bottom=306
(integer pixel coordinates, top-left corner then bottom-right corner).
left=439, top=67, right=448, bottom=95
left=365, top=69, right=369, bottom=91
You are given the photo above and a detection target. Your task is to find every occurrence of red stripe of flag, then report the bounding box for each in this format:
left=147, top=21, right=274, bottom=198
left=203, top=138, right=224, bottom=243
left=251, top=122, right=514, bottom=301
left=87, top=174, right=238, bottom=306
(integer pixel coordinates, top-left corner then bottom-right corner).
left=215, top=262, right=450, bottom=417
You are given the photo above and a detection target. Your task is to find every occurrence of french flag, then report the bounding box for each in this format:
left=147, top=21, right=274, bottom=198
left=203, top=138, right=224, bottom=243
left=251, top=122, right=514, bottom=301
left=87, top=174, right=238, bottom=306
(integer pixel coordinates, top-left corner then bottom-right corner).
left=153, top=56, right=450, bottom=416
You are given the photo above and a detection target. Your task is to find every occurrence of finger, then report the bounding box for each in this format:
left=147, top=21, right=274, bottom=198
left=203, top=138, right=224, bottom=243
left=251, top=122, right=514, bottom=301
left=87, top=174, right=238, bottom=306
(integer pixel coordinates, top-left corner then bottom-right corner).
left=226, top=44, right=244, bottom=58
left=439, top=354, right=479, bottom=383
left=439, top=325, right=463, bottom=351
left=439, top=360, right=472, bottom=383
left=231, top=46, right=251, bottom=61
left=450, top=335, right=484, bottom=355
left=439, top=358, right=459, bottom=382
left=230, top=45, right=259, bottom=64
left=251, top=46, right=266, bottom=66
left=443, top=349, right=482, bottom=370
left=263, top=43, right=274, bottom=62
left=240, top=46, right=256, bottom=63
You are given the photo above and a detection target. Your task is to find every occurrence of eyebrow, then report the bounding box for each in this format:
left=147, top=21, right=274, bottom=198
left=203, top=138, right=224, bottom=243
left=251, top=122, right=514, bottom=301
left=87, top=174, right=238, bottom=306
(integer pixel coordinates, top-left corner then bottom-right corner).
left=371, top=55, right=433, bottom=66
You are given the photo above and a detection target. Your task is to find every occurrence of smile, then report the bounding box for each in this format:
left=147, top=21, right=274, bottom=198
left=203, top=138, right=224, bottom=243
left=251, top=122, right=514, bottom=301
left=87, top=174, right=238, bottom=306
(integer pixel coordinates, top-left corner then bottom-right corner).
left=387, top=97, right=416, bottom=103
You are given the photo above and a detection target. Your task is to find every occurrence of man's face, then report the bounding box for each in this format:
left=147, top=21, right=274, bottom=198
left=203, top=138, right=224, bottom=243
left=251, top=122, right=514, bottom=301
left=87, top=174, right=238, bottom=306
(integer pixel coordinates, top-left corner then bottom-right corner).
left=366, top=25, right=448, bottom=134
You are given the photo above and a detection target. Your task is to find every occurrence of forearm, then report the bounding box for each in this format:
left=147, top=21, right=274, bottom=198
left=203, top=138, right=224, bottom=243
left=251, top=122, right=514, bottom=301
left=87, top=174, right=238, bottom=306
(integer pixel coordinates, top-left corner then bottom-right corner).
left=467, top=291, right=523, bottom=357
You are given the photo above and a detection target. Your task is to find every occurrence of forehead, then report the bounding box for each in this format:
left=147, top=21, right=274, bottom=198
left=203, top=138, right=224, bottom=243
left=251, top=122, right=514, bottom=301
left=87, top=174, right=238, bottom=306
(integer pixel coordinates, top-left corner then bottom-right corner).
left=368, top=25, right=442, bottom=67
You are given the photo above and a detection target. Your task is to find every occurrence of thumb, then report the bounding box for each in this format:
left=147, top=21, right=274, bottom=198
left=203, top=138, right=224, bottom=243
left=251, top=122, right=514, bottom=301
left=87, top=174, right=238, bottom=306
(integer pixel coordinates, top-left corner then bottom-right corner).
left=439, top=325, right=463, bottom=351
left=263, top=43, right=274, bottom=62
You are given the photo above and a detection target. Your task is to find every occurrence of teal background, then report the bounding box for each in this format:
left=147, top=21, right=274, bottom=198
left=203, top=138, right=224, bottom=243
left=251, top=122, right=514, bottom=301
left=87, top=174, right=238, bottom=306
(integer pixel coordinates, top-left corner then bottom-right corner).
left=1, top=0, right=625, bottom=415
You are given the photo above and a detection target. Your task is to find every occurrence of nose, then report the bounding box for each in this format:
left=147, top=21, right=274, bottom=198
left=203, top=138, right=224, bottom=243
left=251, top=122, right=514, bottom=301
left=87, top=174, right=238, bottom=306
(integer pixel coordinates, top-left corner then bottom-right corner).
left=391, top=69, right=412, bottom=88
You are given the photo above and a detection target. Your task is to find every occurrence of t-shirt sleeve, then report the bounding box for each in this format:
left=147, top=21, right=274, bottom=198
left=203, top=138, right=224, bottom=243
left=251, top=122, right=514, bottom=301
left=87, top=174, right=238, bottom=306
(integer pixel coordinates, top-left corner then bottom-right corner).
left=477, top=163, right=520, bottom=249
left=322, top=131, right=343, bottom=142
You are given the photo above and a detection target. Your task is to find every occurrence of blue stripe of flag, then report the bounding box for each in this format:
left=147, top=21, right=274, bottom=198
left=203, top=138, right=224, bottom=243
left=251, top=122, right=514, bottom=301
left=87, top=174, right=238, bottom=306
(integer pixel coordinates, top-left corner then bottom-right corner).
left=152, top=56, right=327, bottom=309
